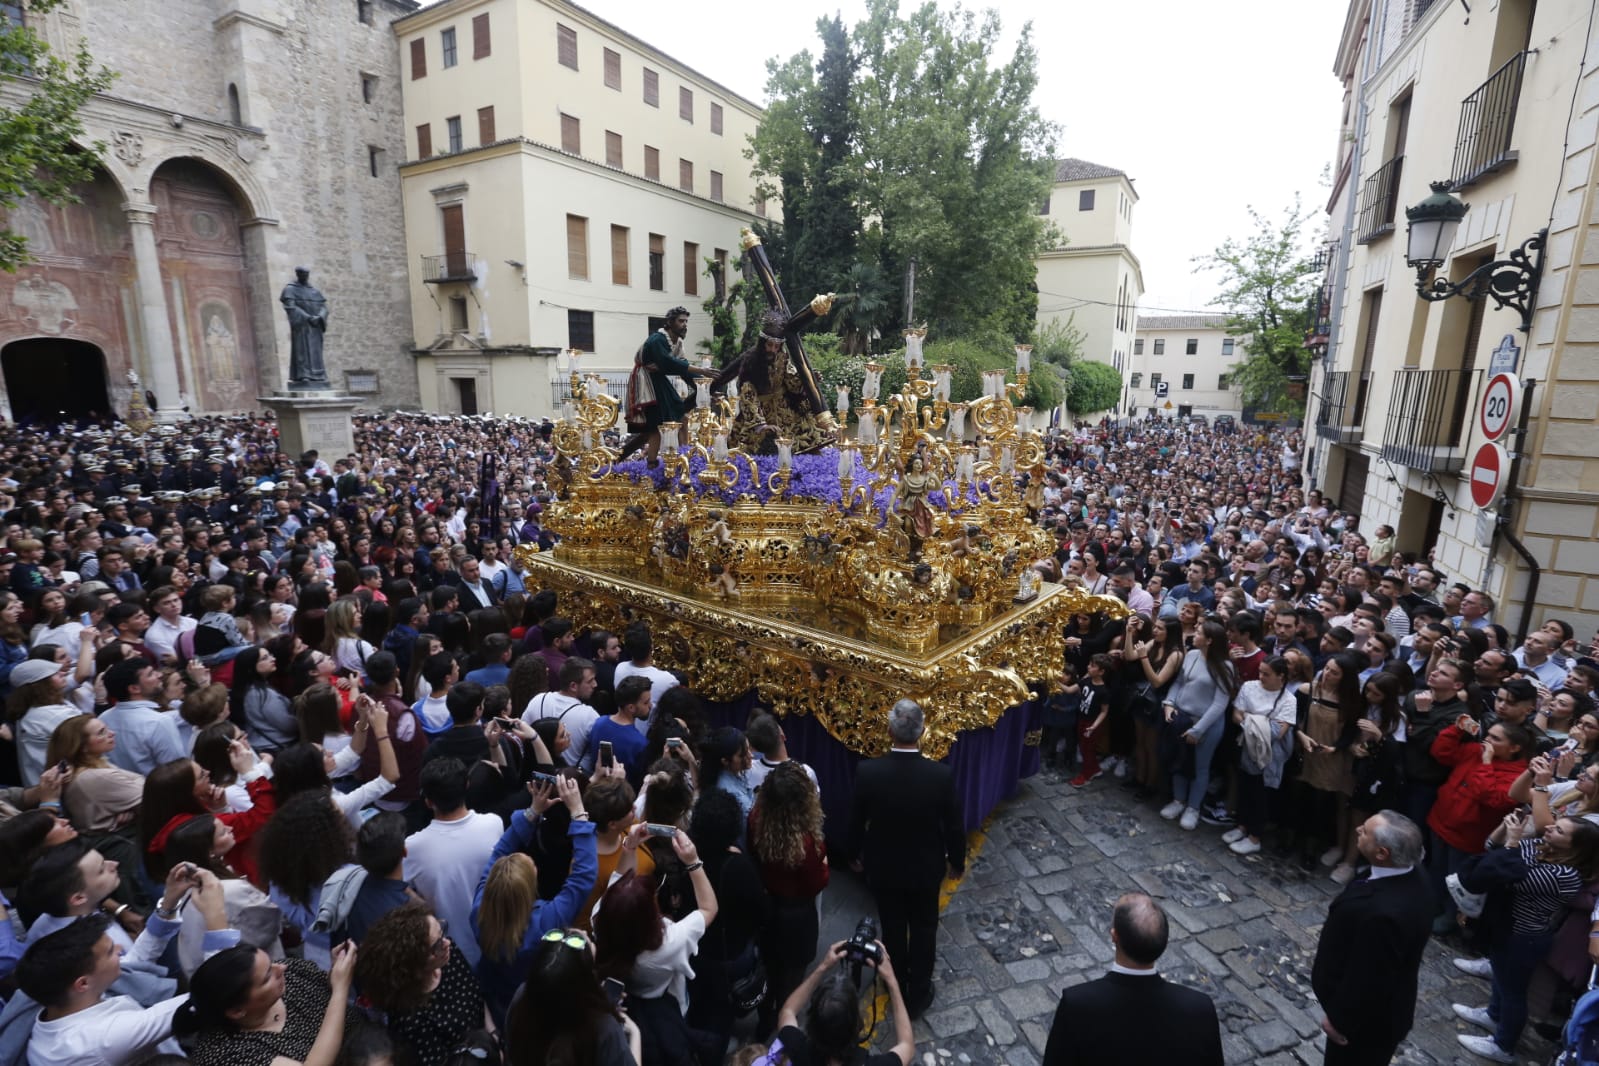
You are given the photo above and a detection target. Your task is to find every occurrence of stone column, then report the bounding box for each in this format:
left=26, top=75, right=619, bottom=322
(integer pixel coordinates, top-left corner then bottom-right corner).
left=123, top=202, right=185, bottom=421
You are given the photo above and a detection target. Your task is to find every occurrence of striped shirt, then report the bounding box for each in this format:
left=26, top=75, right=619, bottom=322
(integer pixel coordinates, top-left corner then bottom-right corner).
left=1506, top=839, right=1581, bottom=935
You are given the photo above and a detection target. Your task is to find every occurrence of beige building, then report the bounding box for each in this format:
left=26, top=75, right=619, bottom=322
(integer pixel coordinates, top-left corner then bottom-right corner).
left=1309, top=0, right=1599, bottom=635
left=1129, top=314, right=1243, bottom=420
left=392, top=0, right=765, bottom=416
left=0, top=0, right=420, bottom=420
left=1035, top=159, right=1143, bottom=397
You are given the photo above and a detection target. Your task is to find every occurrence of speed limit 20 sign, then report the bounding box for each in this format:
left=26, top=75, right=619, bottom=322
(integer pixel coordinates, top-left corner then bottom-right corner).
left=1479, top=373, right=1519, bottom=441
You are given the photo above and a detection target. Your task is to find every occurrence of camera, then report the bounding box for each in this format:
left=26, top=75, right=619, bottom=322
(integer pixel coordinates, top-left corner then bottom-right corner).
left=842, top=917, right=884, bottom=986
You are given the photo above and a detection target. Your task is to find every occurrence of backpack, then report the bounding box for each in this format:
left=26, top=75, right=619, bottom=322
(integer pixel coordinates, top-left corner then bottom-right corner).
left=1560, top=968, right=1599, bottom=1066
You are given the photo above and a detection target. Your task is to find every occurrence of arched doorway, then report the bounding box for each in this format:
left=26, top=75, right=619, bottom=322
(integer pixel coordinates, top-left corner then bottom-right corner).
left=1, top=338, right=111, bottom=424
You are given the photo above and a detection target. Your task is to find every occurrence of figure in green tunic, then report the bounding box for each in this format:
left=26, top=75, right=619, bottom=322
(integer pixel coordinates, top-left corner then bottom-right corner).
left=621, top=305, right=719, bottom=463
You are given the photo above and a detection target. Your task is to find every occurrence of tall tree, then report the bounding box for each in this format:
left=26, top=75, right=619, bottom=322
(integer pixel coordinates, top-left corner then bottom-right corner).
left=1196, top=198, right=1319, bottom=414
left=0, top=1, right=114, bottom=271
left=750, top=0, right=1057, bottom=343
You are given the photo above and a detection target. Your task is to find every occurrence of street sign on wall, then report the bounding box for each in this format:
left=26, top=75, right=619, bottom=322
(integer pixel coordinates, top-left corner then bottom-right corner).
left=1479, top=373, right=1518, bottom=441
left=1469, top=442, right=1508, bottom=509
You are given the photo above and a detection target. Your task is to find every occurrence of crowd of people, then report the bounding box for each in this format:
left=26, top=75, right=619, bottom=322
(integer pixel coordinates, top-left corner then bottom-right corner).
left=0, top=404, right=1590, bottom=1066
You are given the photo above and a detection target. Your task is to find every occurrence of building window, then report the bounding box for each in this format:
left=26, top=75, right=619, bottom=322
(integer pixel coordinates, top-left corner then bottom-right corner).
left=648, top=233, right=664, bottom=291
left=409, top=37, right=426, bottom=79
left=714, top=248, right=727, bottom=300
left=1150, top=372, right=1162, bottom=388
left=361, top=73, right=377, bottom=104
left=472, top=13, right=490, bottom=58
left=1218, top=375, right=1231, bottom=390
left=566, top=214, right=589, bottom=280
left=711, top=102, right=723, bottom=135
left=611, top=225, right=629, bottom=286
left=477, top=107, right=495, bottom=145
left=605, top=131, right=622, bottom=168
left=560, top=113, right=580, bottom=155
left=644, top=145, right=659, bottom=181
left=683, top=242, right=699, bottom=296
left=557, top=23, right=577, bottom=69
left=1221, top=338, right=1235, bottom=356
left=679, top=86, right=693, bottom=123
left=1181, top=373, right=1194, bottom=390
left=449, top=295, right=469, bottom=332
left=367, top=146, right=383, bottom=176
left=1130, top=373, right=1142, bottom=388
left=643, top=67, right=659, bottom=107
left=755, top=197, right=766, bottom=218
left=227, top=84, right=242, bottom=125
left=1185, top=338, right=1198, bottom=355
left=604, top=48, right=621, bottom=90
left=710, top=170, right=723, bottom=202
left=357, top=0, right=372, bottom=24
left=1079, top=188, right=1095, bottom=211
left=679, top=158, right=693, bottom=193
left=1152, top=338, right=1164, bottom=355
left=1133, top=338, right=1143, bottom=355
left=415, top=123, right=432, bottom=158
left=441, top=27, right=457, bottom=68
left=568, top=309, right=595, bottom=352
left=445, top=115, right=462, bottom=153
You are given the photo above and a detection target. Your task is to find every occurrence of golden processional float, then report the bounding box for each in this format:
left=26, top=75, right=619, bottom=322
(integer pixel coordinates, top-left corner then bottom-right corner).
left=514, top=230, right=1127, bottom=760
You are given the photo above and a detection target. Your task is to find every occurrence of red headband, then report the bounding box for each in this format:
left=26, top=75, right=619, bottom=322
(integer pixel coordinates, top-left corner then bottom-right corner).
left=147, top=813, right=196, bottom=855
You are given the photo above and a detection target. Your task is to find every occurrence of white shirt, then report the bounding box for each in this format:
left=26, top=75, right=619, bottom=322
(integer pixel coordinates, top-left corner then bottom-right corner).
left=403, top=811, right=504, bottom=969
left=27, top=993, right=188, bottom=1066
left=334, top=775, right=397, bottom=829
left=522, top=691, right=600, bottom=768
left=745, top=757, right=820, bottom=797
left=628, top=910, right=706, bottom=1011
left=143, top=615, right=197, bottom=662
left=612, top=662, right=680, bottom=734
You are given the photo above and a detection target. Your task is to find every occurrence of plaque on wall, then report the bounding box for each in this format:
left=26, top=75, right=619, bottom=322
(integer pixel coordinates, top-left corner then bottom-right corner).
left=345, top=370, right=379, bottom=394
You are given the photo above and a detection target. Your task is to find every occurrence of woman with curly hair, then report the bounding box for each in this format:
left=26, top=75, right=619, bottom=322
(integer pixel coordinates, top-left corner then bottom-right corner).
left=504, top=927, right=640, bottom=1066
left=259, top=789, right=357, bottom=968
left=355, top=901, right=486, bottom=1066
left=748, top=760, right=828, bottom=1033
left=173, top=941, right=359, bottom=1066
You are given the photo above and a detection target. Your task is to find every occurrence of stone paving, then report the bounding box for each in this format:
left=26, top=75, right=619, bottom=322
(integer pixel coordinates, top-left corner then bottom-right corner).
left=811, top=764, right=1565, bottom=1066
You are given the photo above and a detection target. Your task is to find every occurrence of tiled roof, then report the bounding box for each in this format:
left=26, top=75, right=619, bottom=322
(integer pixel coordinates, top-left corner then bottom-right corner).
left=1136, top=314, right=1231, bottom=330
left=1053, top=158, right=1126, bottom=182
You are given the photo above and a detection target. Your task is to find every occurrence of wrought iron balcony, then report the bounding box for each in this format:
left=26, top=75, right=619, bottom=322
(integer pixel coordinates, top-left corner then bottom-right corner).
left=1357, top=155, right=1404, bottom=244
left=1315, top=368, right=1363, bottom=443
left=1451, top=52, right=1528, bottom=189
left=1380, top=367, right=1481, bottom=473
left=422, top=252, right=476, bottom=284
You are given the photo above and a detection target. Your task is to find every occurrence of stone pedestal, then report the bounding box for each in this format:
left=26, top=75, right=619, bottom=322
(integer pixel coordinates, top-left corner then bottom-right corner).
left=258, top=390, right=361, bottom=459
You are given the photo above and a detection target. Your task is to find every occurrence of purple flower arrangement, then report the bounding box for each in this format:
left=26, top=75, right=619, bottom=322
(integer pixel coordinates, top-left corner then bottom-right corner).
left=608, top=447, right=981, bottom=521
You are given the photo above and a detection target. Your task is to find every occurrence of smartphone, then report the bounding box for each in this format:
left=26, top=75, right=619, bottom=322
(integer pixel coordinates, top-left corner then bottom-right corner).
left=666, top=737, right=685, bottom=749
left=79, top=612, right=92, bottom=627
left=644, top=823, right=678, bottom=838
left=529, top=770, right=561, bottom=786
left=599, top=740, right=614, bottom=769
left=493, top=717, right=518, bottom=729
left=602, top=976, right=626, bottom=1008
left=54, top=759, right=70, bottom=775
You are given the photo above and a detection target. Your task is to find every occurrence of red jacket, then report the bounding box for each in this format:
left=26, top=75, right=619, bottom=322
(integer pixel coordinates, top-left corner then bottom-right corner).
left=1426, top=725, right=1528, bottom=853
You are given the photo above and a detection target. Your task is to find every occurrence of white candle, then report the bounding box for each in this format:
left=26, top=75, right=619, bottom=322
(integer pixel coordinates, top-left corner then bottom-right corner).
left=777, top=438, right=792, bottom=472
left=948, top=404, right=966, bottom=439
left=987, top=370, right=1007, bottom=398
left=934, top=366, right=952, bottom=402
left=858, top=410, right=876, bottom=445
left=713, top=433, right=728, bottom=462
left=696, top=381, right=711, bottom=409
left=957, top=449, right=974, bottom=482
left=864, top=364, right=883, bottom=401
left=838, top=446, right=853, bottom=478
left=568, top=349, right=582, bottom=375
left=661, top=423, right=680, bottom=454
left=581, top=428, right=593, bottom=452
left=1015, top=345, right=1032, bottom=376
left=1001, top=444, right=1014, bottom=474
left=562, top=399, right=576, bottom=422
left=904, top=330, right=924, bottom=370
left=836, top=386, right=849, bottom=414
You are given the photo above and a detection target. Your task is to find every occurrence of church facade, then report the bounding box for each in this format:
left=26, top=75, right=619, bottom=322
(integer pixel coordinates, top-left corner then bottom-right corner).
left=0, top=0, right=421, bottom=422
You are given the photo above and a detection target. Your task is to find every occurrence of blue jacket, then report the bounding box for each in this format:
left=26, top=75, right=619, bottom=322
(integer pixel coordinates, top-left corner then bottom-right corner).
left=471, top=808, right=597, bottom=1026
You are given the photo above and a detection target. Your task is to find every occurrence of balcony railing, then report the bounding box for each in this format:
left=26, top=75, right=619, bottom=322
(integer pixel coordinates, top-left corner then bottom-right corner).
left=1451, top=52, right=1528, bottom=189
left=422, top=252, right=476, bottom=283
left=1380, top=367, right=1481, bottom=473
left=1357, top=155, right=1404, bottom=243
left=1315, top=369, right=1348, bottom=440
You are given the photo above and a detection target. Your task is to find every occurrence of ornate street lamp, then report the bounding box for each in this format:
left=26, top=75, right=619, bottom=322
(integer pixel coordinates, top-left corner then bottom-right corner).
left=1405, top=181, right=1545, bottom=332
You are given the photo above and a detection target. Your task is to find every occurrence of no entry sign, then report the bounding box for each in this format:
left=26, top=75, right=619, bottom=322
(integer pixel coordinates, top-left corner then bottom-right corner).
left=1479, top=373, right=1518, bottom=441
left=1469, top=441, right=1508, bottom=509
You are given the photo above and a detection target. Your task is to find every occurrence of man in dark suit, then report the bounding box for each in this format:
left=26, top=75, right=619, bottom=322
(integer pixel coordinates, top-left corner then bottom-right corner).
left=1042, top=892, right=1223, bottom=1066
left=1310, top=810, right=1434, bottom=1065
left=846, top=698, right=965, bottom=1019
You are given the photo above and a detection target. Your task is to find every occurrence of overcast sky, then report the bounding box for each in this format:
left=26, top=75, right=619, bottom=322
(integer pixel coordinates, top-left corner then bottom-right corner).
left=508, top=0, right=1351, bottom=316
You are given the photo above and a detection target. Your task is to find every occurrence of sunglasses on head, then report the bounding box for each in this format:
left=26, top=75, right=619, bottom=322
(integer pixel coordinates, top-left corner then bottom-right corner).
left=542, top=929, right=587, bottom=951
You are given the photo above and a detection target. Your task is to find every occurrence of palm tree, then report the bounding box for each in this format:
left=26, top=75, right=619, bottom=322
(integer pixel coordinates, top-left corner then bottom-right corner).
left=833, top=261, right=893, bottom=355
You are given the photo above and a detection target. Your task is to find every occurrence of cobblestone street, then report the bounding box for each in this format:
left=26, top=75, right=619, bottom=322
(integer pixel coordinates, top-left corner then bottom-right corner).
left=819, top=766, right=1563, bottom=1066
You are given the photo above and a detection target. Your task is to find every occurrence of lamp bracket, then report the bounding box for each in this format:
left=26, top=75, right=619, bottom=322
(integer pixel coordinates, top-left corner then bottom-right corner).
left=1414, top=229, right=1546, bottom=332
